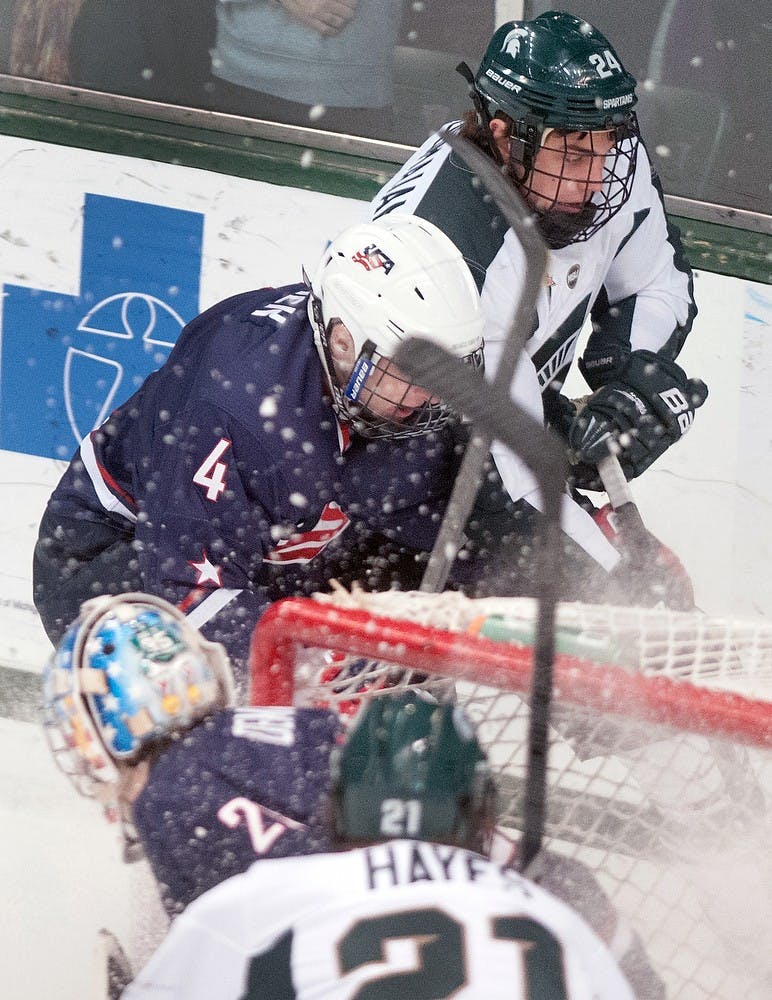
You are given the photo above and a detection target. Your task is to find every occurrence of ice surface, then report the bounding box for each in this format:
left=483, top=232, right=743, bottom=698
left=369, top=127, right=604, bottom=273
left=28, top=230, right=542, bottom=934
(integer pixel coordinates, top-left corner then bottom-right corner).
left=0, top=716, right=167, bottom=1000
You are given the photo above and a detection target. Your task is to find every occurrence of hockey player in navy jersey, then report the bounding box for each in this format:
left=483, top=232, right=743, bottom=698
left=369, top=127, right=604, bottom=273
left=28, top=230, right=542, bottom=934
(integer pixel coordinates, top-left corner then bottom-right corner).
left=370, top=11, right=707, bottom=591
left=33, top=214, right=486, bottom=686
left=43, top=592, right=343, bottom=916
left=42, top=594, right=664, bottom=998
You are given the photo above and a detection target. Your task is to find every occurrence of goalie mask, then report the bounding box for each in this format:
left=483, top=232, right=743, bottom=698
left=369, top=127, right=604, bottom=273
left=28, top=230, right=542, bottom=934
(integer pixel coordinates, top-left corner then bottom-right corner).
left=308, top=214, right=484, bottom=439
left=43, top=593, right=234, bottom=804
left=331, top=692, right=497, bottom=852
left=461, top=11, right=640, bottom=249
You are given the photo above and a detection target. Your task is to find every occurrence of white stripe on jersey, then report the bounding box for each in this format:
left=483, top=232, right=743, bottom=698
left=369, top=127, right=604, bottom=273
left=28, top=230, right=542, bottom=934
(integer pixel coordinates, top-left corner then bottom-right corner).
left=80, top=432, right=137, bottom=522
left=185, top=588, right=244, bottom=628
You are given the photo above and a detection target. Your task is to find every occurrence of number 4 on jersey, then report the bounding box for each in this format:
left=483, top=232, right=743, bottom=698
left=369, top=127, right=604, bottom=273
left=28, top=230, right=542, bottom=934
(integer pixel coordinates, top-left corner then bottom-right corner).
left=193, top=438, right=232, bottom=501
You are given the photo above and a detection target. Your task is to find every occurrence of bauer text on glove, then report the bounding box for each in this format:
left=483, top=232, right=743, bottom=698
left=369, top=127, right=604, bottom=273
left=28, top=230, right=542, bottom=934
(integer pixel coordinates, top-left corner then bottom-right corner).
left=567, top=350, right=708, bottom=482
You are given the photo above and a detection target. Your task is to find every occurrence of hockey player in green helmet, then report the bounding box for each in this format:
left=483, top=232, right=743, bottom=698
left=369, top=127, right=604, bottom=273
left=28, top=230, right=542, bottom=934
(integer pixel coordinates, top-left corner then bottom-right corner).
left=371, top=13, right=706, bottom=612
left=124, top=692, right=663, bottom=998
left=463, top=14, right=640, bottom=249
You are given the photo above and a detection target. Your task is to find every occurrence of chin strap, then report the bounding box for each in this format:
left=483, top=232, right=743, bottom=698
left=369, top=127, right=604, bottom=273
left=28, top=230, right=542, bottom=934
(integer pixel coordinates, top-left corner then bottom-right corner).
left=455, top=62, right=508, bottom=168
left=456, top=61, right=490, bottom=127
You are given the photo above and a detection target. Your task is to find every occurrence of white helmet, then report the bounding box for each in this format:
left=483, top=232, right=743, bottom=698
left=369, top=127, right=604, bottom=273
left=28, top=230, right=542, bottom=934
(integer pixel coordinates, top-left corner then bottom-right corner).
left=308, top=214, right=484, bottom=438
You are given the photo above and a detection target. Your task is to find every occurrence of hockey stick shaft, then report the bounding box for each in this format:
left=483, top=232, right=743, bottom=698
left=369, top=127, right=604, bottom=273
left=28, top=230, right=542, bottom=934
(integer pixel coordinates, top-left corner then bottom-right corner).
left=401, top=130, right=553, bottom=870
left=394, top=337, right=567, bottom=870
left=419, top=128, right=548, bottom=593
left=596, top=452, right=631, bottom=509
left=597, top=452, right=697, bottom=610
left=596, top=452, right=648, bottom=532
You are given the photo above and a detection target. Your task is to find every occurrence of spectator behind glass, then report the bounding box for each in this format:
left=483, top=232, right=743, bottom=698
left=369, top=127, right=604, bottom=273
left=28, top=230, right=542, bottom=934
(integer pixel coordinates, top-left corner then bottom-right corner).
left=8, top=0, right=85, bottom=84
left=67, top=0, right=216, bottom=106
left=208, top=0, right=403, bottom=138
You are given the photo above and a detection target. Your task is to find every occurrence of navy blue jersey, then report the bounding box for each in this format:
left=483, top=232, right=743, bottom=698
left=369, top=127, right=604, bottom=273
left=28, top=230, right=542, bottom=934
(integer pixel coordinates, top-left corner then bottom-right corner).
left=133, top=706, right=341, bottom=913
left=40, top=285, right=461, bottom=681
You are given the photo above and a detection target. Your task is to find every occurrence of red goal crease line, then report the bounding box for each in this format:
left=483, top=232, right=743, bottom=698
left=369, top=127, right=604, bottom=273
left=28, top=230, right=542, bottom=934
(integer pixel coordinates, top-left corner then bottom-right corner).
left=250, top=598, right=772, bottom=748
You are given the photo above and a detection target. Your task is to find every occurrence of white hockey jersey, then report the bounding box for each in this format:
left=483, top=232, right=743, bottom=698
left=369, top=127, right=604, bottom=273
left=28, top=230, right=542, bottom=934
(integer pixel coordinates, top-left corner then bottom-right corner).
left=124, top=839, right=635, bottom=999
left=370, top=126, right=698, bottom=570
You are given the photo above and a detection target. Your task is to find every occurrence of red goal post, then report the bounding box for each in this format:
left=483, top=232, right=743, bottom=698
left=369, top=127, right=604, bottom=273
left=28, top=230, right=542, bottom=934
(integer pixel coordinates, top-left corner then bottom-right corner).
left=250, top=591, right=772, bottom=1000
left=250, top=595, right=771, bottom=746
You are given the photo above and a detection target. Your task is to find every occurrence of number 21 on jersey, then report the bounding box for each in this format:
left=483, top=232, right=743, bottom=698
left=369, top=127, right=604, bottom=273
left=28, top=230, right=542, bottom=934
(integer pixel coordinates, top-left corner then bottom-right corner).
left=246, top=908, right=569, bottom=998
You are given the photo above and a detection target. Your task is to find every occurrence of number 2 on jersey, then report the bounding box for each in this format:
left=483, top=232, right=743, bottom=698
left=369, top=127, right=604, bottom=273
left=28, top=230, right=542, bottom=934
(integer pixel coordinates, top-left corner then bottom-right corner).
left=339, top=909, right=569, bottom=999
left=193, top=438, right=231, bottom=501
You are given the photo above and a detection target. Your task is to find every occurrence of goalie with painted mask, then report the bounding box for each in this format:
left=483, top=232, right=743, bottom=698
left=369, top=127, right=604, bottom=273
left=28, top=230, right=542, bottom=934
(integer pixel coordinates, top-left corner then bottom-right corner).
left=43, top=606, right=663, bottom=999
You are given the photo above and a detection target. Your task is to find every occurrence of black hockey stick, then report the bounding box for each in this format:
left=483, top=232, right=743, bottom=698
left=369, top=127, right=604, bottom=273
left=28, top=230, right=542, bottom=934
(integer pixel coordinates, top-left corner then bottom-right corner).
left=394, top=336, right=568, bottom=871
left=597, top=452, right=696, bottom=611
left=418, top=127, right=549, bottom=594
left=400, top=130, right=553, bottom=870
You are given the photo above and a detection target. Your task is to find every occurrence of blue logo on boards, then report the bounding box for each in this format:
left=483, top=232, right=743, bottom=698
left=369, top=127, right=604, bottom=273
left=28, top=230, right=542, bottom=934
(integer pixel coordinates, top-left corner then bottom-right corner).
left=0, top=193, right=203, bottom=460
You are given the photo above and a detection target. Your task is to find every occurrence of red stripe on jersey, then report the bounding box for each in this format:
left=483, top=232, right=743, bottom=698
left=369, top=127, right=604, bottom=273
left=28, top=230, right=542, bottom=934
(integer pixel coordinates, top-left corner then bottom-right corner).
left=178, top=588, right=206, bottom=614
left=91, top=435, right=137, bottom=511
left=264, top=502, right=350, bottom=564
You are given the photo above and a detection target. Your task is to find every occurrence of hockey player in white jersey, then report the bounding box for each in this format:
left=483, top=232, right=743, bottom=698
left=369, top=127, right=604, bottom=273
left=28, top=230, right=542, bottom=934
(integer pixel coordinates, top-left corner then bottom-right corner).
left=370, top=12, right=707, bottom=595
left=123, top=693, right=645, bottom=999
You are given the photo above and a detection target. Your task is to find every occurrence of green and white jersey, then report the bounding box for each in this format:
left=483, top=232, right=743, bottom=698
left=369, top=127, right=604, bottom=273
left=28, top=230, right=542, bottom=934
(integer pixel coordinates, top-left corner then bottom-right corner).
left=370, top=125, right=697, bottom=569
left=125, top=840, right=635, bottom=999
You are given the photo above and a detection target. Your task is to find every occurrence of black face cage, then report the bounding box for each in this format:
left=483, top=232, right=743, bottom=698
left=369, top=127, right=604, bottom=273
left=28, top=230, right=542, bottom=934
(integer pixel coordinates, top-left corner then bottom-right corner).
left=511, top=115, right=640, bottom=250
left=340, top=340, right=484, bottom=441
left=311, top=293, right=484, bottom=441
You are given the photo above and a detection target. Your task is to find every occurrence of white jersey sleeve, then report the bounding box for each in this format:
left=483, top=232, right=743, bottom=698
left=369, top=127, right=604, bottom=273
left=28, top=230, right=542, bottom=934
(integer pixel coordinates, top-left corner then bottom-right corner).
left=124, top=840, right=635, bottom=999
left=596, top=142, right=696, bottom=357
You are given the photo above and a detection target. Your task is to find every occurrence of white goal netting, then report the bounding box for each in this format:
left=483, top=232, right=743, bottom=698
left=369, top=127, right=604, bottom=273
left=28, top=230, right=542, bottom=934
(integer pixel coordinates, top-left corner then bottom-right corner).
left=250, top=590, right=772, bottom=1000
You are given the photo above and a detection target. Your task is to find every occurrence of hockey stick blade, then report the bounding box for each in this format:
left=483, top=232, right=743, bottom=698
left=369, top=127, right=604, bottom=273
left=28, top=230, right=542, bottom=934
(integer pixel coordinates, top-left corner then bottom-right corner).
left=394, top=338, right=566, bottom=488
left=394, top=335, right=567, bottom=870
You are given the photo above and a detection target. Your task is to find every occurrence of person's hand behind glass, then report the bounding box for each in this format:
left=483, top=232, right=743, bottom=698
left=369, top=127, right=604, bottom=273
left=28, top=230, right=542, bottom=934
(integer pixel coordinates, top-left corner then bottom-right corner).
left=279, top=0, right=358, bottom=38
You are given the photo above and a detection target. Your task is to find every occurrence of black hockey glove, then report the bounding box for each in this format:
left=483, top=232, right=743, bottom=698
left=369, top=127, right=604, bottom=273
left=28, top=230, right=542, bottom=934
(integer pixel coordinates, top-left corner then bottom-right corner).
left=546, top=393, right=605, bottom=492
left=567, top=350, right=707, bottom=488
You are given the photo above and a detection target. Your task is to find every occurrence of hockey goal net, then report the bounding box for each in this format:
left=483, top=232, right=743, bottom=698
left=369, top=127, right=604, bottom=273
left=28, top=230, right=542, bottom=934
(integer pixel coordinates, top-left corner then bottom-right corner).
left=250, top=589, right=772, bottom=1000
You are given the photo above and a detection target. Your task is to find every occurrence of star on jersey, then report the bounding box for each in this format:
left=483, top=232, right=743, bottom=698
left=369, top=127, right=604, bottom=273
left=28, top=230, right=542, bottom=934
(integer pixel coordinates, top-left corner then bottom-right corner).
left=188, top=550, right=223, bottom=587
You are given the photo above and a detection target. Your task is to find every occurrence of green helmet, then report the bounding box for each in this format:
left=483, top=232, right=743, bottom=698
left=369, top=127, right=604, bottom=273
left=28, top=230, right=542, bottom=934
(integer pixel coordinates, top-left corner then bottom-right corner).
left=474, top=12, right=637, bottom=135
left=461, top=12, right=640, bottom=249
left=331, top=693, right=497, bottom=851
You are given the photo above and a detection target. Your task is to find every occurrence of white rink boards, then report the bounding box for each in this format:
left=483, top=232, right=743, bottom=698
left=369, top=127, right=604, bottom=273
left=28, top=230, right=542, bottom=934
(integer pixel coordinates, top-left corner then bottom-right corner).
left=0, top=132, right=770, bottom=998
